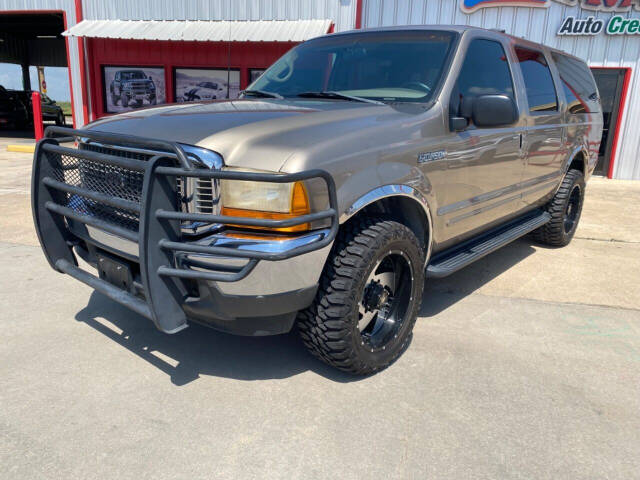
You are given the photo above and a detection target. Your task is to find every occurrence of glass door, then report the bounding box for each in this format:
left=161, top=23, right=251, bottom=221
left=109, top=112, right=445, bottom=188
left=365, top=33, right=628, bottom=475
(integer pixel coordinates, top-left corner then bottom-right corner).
left=591, top=68, right=627, bottom=176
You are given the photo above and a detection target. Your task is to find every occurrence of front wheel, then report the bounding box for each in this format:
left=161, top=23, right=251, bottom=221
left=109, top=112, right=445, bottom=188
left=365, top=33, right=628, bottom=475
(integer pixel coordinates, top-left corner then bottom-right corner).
left=297, top=218, right=425, bottom=375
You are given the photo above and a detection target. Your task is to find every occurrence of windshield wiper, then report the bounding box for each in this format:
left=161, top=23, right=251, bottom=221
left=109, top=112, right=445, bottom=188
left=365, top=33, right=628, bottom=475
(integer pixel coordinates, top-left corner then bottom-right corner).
left=296, top=91, right=384, bottom=105
left=241, top=89, right=283, bottom=99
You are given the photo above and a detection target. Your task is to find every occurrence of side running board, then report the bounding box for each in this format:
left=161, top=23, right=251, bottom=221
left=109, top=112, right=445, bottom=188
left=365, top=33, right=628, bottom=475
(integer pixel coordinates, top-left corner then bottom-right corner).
left=426, top=210, right=551, bottom=278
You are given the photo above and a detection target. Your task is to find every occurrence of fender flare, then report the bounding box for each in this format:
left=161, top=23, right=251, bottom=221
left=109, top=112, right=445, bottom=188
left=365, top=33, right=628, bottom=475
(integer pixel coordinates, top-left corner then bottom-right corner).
left=563, top=144, right=590, bottom=175
left=340, top=184, right=434, bottom=265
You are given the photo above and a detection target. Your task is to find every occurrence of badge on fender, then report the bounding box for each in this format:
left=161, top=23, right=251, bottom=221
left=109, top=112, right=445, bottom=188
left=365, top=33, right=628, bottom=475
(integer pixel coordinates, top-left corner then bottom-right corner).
left=418, top=150, right=447, bottom=163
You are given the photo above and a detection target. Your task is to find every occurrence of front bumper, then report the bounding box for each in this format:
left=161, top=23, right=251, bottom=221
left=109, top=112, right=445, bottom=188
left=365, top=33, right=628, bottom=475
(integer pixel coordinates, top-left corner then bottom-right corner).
left=32, top=126, right=338, bottom=335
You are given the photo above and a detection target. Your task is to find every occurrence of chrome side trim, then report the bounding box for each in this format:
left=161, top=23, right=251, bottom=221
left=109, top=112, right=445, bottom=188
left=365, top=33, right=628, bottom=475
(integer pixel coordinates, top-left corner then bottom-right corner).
left=437, top=170, right=562, bottom=217
left=341, top=184, right=434, bottom=265
left=447, top=179, right=558, bottom=225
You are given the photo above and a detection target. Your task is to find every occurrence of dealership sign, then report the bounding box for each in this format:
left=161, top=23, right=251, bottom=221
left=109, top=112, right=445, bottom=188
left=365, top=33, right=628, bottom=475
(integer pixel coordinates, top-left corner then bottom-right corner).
left=558, top=15, right=640, bottom=34
left=461, top=0, right=640, bottom=13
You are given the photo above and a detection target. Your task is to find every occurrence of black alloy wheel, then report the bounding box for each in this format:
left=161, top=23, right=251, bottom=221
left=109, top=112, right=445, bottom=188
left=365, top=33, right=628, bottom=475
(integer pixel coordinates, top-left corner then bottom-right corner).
left=298, top=217, right=425, bottom=375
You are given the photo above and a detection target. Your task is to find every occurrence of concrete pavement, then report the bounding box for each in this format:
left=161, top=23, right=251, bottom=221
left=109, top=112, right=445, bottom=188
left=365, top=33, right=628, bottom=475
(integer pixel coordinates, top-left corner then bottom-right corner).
left=1, top=145, right=639, bottom=479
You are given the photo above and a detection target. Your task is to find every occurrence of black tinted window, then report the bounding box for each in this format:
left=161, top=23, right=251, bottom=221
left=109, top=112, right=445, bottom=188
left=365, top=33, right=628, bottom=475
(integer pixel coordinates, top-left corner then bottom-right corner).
left=551, top=52, right=600, bottom=114
left=515, top=47, right=557, bottom=113
left=451, top=39, right=514, bottom=116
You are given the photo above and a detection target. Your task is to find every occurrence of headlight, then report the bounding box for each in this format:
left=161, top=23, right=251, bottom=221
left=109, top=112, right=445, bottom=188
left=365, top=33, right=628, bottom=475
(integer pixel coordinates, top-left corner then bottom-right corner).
left=220, top=168, right=310, bottom=233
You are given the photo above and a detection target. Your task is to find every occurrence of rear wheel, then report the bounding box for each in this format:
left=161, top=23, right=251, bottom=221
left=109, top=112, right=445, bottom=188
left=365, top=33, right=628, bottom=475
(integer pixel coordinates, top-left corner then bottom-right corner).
left=55, top=111, right=65, bottom=126
left=297, top=218, right=425, bottom=375
left=534, top=169, right=585, bottom=247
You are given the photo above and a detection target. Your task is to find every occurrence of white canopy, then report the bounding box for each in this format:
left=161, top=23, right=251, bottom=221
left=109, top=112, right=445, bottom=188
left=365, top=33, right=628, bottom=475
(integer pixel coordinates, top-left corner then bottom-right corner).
left=63, top=19, right=333, bottom=42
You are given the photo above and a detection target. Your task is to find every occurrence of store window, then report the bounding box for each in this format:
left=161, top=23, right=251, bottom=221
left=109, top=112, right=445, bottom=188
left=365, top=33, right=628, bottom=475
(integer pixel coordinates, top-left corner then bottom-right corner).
left=451, top=39, right=514, bottom=118
left=514, top=47, right=557, bottom=113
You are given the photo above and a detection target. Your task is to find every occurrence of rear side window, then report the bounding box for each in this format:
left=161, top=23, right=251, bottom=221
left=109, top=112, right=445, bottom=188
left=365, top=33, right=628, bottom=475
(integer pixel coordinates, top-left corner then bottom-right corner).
left=550, top=52, right=600, bottom=114
left=451, top=39, right=514, bottom=116
left=514, top=47, right=557, bottom=113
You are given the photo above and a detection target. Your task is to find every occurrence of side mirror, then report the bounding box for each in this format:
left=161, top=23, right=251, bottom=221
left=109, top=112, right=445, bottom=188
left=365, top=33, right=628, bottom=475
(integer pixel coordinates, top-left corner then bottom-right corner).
left=472, top=94, right=518, bottom=127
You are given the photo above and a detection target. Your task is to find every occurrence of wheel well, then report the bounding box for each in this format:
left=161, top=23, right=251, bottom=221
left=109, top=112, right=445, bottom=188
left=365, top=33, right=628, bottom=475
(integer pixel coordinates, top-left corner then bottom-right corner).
left=568, top=152, right=586, bottom=174
left=347, top=196, right=430, bottom=249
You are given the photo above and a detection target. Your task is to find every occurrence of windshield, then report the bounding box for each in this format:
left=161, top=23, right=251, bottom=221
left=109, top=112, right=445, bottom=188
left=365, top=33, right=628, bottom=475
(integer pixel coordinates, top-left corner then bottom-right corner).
left=121, top=71, right=146, bottom=80
left=198, top=82, right=218, bottom=89
left=249, top=30, right=457, bottom=103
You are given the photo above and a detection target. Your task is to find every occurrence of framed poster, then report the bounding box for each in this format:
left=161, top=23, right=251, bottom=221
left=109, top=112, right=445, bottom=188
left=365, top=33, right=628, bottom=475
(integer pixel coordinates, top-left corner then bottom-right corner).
left=103, top=66, right=166, bottom=113
left=249, top=68, right=266, bottom=84
left=174, top=68, right=241, bottom=102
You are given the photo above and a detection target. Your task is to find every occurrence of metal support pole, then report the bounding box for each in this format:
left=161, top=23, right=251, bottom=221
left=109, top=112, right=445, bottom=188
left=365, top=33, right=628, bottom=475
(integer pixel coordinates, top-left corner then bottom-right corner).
left=21, top=64, right=31, bottom=91
left=32, top=91, right=44, bottom=141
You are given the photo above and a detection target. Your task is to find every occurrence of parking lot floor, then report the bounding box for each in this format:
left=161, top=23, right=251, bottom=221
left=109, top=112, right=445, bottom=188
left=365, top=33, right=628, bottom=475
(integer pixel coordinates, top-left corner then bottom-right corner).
left=1, top=146, right=639, bottom=479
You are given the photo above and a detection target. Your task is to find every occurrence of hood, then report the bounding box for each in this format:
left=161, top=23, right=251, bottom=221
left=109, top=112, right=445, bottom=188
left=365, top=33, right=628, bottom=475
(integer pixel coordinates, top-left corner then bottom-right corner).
left=86, top=98, right=429, bottom=172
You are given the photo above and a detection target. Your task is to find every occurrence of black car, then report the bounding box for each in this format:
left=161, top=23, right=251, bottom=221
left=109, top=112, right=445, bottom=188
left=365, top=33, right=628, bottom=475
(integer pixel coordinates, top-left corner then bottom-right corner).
left=0, top=85, right=29, bottom=129
left=0, top=86, right=65, bottom=128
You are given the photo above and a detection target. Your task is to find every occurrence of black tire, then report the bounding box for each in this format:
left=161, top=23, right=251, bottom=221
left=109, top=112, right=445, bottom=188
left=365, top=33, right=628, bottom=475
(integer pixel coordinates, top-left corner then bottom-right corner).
left=111, top=93, right=120, bottom=106
left=122, top=95, right=129, bottom=108
left=534, top=169, right=585, bottom=247
left=297, top=218, right=425, bottom=375
left=55, top=111, right=65, bottom=126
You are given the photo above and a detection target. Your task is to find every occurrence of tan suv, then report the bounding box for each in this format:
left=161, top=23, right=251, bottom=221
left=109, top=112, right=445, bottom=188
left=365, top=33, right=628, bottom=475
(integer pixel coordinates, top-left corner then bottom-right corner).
left=32, top=26, right=603, bottom=374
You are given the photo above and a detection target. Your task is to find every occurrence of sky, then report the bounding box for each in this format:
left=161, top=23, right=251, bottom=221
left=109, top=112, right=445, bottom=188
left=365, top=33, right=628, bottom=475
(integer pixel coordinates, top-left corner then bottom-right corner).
left=0, top=63, right=71, bottom=102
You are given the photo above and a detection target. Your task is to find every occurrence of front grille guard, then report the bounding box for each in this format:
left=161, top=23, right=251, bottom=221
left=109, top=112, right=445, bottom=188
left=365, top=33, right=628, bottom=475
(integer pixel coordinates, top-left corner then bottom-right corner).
left=33, top=126, right=339, bottom=333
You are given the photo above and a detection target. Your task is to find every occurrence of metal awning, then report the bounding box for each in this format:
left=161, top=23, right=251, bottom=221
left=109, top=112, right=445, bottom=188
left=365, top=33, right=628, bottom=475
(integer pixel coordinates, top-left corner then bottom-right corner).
left=63, top=19, right=333, bottom=42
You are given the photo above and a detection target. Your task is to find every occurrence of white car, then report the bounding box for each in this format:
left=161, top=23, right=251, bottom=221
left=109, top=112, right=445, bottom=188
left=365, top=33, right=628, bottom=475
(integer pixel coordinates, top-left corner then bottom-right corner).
left=180, top=81, right=226, bottom=102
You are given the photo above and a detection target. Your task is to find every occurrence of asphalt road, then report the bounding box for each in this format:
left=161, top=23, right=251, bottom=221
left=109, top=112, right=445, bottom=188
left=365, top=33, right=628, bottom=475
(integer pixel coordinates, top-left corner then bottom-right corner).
left=1, top=142, right=639, bottom=479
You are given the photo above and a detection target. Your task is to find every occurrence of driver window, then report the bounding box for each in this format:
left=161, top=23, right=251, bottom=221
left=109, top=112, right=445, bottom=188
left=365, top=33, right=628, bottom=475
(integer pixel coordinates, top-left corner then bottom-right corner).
left=451, top=39, right=514, bottom=118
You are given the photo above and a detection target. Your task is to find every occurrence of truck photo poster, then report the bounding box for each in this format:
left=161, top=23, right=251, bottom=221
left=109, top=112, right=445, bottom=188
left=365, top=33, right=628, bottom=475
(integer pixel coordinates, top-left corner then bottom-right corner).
left=174, top=68, right=241, bottom=102
left=103, top=66, right=166, bottom=113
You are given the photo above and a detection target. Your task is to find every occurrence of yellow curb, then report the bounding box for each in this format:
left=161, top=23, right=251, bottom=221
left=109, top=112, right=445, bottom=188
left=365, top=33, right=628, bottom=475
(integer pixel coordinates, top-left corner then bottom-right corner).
left=7, top=144, right=35, bottom=153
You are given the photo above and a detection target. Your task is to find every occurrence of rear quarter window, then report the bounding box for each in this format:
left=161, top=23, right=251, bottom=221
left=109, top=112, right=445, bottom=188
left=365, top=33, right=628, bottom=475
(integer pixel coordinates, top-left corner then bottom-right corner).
left=550, top=52, right=601, bottom=114
left=514, top=47, right=558, bottom=113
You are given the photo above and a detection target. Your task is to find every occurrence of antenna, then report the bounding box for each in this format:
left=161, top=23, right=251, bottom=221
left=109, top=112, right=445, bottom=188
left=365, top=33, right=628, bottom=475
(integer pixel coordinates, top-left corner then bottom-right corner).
left=227, top=20, right=231, bottom=99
